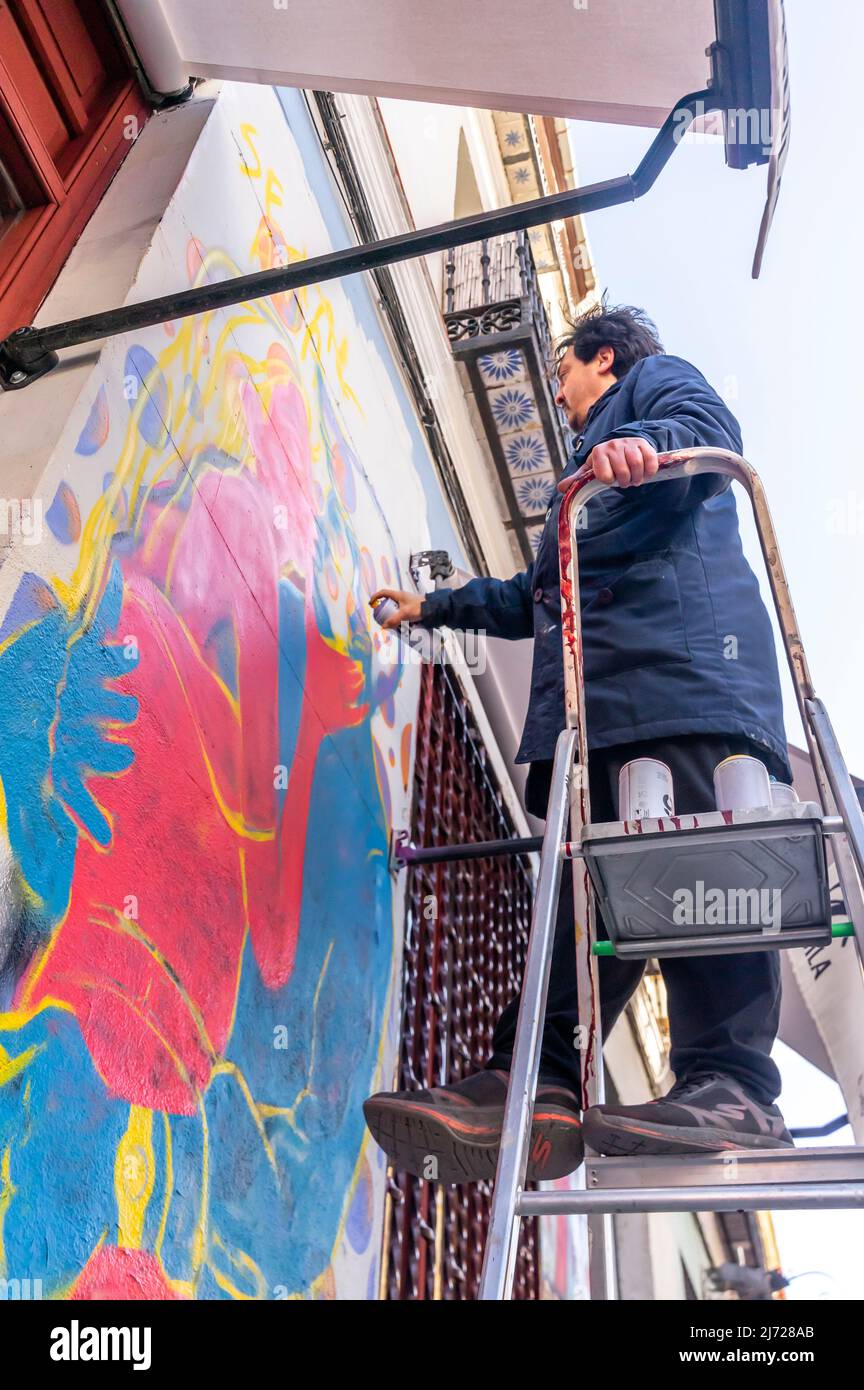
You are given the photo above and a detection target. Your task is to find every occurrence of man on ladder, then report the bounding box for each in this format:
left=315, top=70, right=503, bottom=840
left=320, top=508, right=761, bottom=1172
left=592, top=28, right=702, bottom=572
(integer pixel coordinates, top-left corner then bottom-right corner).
left=365, top=302, right=795, bottom=1184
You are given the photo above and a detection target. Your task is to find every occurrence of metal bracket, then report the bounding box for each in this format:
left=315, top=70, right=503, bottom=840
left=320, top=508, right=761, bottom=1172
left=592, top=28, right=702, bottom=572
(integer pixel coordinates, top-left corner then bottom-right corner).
left=409, top=549, right=455, bottom=586
left=388, top=829, right=410, bottom=878
left=0, top=330, right=60, bottom=391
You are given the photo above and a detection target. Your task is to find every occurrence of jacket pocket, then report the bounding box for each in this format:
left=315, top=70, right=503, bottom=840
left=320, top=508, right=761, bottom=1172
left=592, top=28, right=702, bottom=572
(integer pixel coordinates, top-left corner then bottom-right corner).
left=581, top=550, right=692, bottom=682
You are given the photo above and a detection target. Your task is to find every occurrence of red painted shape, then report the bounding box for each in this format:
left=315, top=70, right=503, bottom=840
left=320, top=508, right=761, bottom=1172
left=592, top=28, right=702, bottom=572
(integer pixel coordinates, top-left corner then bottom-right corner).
left=72, top=1247, right=184, bottom=1300
left=22, top=577, right=246, bottom=1113
left=18, top=368, right=374, bottom=1109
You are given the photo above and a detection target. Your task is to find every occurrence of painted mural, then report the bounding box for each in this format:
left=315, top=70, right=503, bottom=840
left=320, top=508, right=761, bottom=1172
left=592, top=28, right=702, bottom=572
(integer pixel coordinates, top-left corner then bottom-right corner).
left=0, top=85, right=435, bottom=1298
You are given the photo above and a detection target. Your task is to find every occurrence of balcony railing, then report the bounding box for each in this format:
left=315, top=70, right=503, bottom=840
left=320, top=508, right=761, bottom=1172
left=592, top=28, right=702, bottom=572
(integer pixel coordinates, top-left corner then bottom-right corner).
left=443, top=231, right=571, bottom=564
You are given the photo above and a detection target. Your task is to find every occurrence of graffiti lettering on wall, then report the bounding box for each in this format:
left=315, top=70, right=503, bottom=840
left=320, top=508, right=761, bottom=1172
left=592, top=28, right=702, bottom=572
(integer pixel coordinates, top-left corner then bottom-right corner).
left=0, top=89, right=424, bottom=1299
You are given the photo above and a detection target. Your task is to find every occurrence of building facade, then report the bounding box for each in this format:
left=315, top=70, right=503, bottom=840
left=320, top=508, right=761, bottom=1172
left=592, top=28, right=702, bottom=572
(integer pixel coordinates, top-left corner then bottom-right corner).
left=0, top=1, right=783, bottom=1300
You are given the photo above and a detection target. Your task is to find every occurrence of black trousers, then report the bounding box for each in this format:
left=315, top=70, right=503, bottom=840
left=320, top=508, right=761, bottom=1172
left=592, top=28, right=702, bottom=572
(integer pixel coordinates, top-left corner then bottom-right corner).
left=484, top=733, right=784, bottom=1106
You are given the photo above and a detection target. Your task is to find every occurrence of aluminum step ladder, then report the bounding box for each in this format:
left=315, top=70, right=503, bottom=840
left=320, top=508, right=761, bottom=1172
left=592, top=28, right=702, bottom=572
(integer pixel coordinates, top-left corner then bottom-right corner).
left=475, top=447, right=864, bottom=1300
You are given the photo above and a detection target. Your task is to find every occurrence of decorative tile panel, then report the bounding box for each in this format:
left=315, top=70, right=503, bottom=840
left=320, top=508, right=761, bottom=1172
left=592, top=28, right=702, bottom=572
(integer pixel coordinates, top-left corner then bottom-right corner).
left=502, top=430, right=552, bottom=477
left=513, top=470, right=557, bottom=513
left=487, top=383, right=540, bottom=433
left=476, top=348, right=527, bottom=387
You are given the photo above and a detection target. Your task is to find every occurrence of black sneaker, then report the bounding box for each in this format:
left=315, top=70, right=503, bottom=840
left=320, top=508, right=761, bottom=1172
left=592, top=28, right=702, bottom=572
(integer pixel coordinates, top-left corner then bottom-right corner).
left=583, top=1071, right=794, bottom=1156
left=363, top=1068, right=584, bottom=1185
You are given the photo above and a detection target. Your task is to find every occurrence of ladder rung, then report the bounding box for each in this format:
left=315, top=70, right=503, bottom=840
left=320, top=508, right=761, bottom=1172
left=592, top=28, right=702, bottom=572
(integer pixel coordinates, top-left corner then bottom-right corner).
left=515, top=1145, right=864, bottom=1215
left=592, top=920, right=855, bottom=955
left=585, top=1143, right=864, bottom=1188
left=517, top=1182, right=864, bottom=1216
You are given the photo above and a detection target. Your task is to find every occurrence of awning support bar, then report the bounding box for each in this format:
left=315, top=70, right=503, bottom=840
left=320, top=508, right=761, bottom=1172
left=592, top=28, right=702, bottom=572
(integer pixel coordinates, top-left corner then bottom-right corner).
left=0, top=86, right=715, bottom=390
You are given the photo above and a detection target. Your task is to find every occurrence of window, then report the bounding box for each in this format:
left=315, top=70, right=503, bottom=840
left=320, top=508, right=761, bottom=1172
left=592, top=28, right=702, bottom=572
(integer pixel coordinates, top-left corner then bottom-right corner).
left=0, top=0, right=149, bottom=338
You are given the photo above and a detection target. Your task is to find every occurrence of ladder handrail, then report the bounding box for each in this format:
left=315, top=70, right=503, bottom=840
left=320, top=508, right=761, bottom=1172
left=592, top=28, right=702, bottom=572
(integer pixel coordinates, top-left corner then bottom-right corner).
left=554, top=447, right=864, bottom=1301
left=478, top=448, right=864, bottom=1302
left=558, top=448, right=811, bottom=792
left=558, top=448, right=864, bottom=925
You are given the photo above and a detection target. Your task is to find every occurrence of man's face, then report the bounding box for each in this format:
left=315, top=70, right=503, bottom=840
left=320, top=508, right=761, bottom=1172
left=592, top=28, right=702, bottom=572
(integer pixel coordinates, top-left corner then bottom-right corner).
left=555, top=345, right=615, bottom=430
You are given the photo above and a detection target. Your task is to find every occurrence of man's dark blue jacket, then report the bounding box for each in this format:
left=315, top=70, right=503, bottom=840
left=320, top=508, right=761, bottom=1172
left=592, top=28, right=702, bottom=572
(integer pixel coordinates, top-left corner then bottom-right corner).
left=418, top=352, right=792, bottom=783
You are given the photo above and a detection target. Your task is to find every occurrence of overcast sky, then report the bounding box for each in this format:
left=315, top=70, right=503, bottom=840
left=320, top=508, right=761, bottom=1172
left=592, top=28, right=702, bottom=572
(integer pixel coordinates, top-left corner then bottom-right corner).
left=569, top=0, right=864, bottom=1298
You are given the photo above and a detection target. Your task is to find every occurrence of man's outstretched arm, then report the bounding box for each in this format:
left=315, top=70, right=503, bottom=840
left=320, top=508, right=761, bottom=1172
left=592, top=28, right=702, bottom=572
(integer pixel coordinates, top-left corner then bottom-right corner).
left=371, top=563, right=536, bottom=641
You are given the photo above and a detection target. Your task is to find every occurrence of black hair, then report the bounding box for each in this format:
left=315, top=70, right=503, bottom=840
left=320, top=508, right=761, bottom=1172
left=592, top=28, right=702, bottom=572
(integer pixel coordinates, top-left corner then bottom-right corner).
left=555, top=297, right=664, bottom=379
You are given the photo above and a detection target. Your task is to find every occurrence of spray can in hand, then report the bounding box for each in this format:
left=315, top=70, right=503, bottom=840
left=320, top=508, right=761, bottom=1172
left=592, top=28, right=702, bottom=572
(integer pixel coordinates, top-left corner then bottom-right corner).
left=371, top=595, right=433, bottom=663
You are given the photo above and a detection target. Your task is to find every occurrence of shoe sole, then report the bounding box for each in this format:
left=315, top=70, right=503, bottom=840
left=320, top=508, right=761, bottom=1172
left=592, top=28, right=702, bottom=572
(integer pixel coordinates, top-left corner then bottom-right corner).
left=363, top=1096, right=584, bottom=1185
left=583, top=1110, right=795, bottom=1157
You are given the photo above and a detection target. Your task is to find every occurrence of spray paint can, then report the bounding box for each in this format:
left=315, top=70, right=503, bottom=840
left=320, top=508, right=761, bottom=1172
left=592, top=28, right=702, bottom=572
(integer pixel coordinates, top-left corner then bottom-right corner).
left=713, top=754, right=772, bottom=812
left=618, top=758, right=675, bottom=821
left=371, top=595, right=432, bottom=662
left=769, top=780, right=800, bottom=807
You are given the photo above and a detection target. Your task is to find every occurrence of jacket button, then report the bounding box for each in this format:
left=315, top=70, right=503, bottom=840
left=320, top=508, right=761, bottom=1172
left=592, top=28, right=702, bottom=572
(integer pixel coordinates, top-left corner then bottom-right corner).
left=596, top=587, right=614, bottom=605
left=533, top=587, right=544, bottom=602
